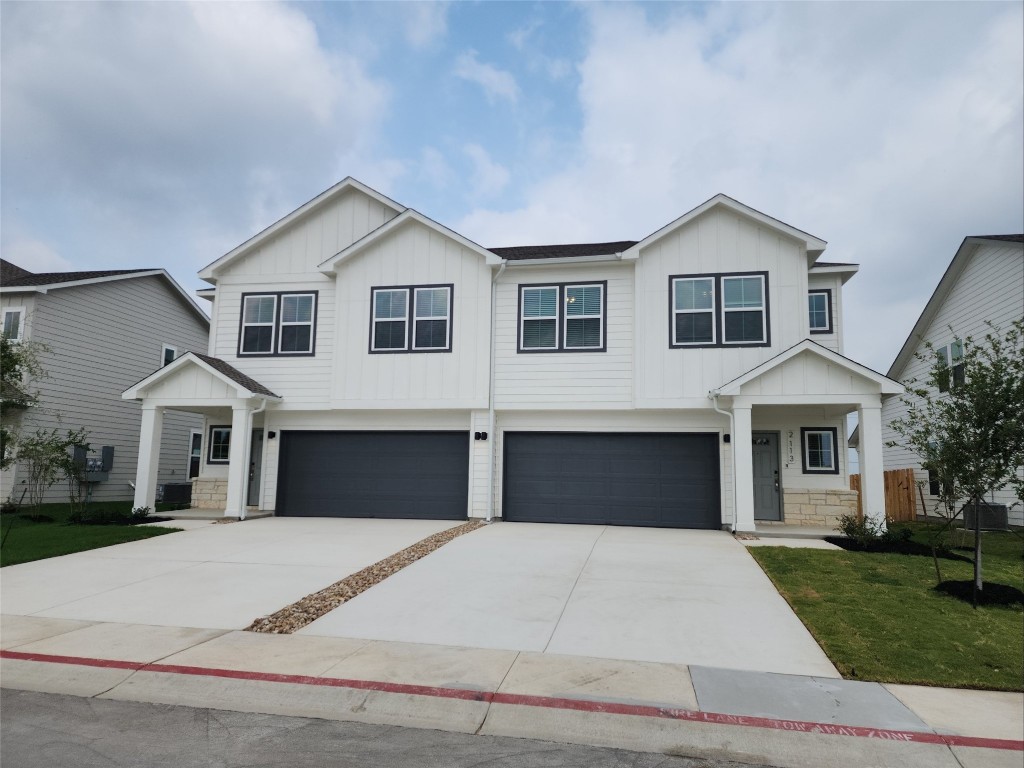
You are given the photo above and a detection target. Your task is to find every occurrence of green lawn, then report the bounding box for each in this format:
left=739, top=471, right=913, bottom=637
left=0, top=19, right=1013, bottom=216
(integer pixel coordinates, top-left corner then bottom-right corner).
left=1, top=502, right=182, bottom=567
left=749, top=524, right=1024, bottom=691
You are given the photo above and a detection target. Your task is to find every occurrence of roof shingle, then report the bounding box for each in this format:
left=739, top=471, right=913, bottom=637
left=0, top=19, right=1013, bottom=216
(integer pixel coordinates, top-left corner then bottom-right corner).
left=0, top=258, right=154, bottom=288
left=193, top=353, right=280, bottom=398
left=487, top=241, right=638, bottom=261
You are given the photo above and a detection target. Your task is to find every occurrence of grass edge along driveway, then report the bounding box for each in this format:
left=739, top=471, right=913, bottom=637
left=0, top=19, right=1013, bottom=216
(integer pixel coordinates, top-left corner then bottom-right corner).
left=1, top=503, right=181, bottom=567
left=748, top=526, right=1023, bottom=692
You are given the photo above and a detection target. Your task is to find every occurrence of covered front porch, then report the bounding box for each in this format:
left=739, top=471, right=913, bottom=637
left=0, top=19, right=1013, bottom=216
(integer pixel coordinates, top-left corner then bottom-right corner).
left=711, top=341, right=903, bottom=533
left=122, top=352, right=281, bottom=518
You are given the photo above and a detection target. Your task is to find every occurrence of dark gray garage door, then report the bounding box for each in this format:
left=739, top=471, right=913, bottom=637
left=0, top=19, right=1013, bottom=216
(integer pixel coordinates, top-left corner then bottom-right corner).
left=277, top=431, right=468, bottom=519
left=503, top=432, right=720, bottom=529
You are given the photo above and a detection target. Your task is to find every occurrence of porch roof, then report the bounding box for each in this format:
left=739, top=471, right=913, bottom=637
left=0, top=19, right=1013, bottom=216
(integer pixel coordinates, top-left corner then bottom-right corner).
left=122, top=352, right=281, bottom=402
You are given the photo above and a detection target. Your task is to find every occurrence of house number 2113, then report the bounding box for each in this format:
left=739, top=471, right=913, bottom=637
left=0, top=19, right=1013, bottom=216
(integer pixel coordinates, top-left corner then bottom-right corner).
left=786, top=430, right=795, bottom=467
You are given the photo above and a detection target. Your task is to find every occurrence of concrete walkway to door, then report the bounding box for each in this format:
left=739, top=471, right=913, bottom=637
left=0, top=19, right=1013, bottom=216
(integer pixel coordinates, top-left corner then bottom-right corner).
left=300, top=523, right=839, bottom=678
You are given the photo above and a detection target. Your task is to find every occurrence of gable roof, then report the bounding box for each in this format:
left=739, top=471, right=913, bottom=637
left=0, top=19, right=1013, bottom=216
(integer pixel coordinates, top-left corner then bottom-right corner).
left=122, top=351, right=280, bottom=401
left=0, top=260, right=209, bottom=327
left=887, top=234, right=1024, bottom=380
left=713, top=339, right=903, bottom=397
left=319, top=208, right=502, bottom=273
left=622, top=194, right=827, bottom=265
left=198, top=177, right=405, bottom=283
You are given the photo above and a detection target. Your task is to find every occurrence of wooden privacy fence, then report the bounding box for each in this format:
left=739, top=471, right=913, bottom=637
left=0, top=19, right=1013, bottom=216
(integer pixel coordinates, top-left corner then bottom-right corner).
left=849, top=468, right=917, bottom=522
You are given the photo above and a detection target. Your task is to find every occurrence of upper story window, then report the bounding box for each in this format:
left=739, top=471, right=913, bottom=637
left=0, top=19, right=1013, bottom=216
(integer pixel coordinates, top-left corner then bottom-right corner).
left=519, top=282, right=606, bottom=353
left=370, top=284, right=452, bottom=353
left=162, top=344, right=177, bottom=366
left=801, top=427, right=838, bottom=474
left=238, top=292, right=317, bottom=357
left=936, top=340, right=964, bottom=392
left=808, top=289, right=833, bottom=334
left=670, top=272, right=769, bottom=348
left=3, top=308, right=24, bottom=342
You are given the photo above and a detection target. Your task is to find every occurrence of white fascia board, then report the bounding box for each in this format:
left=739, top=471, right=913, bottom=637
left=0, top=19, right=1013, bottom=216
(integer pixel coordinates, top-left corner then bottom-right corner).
left=809, top=264, right=860, bottom=284
left=622, top=194, right=828, bottom=264
left=196, top=288, right=216, bottom=301
left=198, top=177, right=406, bottom=283
left=504, top=254, right=624, bottom=267
left=319, top=209, right=503, bottom=273
left=714, top=339, right=904, bottom=397
left=121, top=352, right=279, bottom=401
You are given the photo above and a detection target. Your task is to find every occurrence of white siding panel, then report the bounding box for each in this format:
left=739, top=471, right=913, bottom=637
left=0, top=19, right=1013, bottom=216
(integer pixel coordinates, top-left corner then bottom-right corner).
left=808, top=275, right=842, bottom=352
left=8, top=278, right=208, bottom=503
left=881, top=242, right=1024, bottom=525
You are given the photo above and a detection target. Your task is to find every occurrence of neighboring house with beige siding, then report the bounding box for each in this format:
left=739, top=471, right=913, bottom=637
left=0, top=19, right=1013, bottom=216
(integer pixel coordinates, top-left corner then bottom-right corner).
left=873, top=235, right=1024, bottom=526
left=123, top=177, right=901, bottom=532
left=1, top=260, right=209, bottom=505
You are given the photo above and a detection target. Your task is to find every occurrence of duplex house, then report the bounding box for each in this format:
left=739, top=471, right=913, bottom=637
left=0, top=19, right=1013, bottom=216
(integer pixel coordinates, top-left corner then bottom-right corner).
left=875, top=234, right=1024, bottom=526
left=1, top=260, right=210, bottom=504
left=123, top=178, right=901, bottom=532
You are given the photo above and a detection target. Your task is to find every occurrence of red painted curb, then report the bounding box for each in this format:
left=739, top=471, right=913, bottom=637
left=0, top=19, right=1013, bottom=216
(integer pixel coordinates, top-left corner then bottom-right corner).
left=3, top=649, right=1021, bottom=752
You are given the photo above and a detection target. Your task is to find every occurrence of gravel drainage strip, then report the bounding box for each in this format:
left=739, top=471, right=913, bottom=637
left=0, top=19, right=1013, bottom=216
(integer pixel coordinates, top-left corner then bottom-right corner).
left=245, top=520, right=484, bottom=634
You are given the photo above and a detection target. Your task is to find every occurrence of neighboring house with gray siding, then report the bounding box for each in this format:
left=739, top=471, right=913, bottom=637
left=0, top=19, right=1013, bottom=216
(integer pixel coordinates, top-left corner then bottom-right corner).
left=872, top=235, right=1024, bottom=526
left=123, top=178, right=902, bottom=532
left=1, top=259, right=209, bottom=505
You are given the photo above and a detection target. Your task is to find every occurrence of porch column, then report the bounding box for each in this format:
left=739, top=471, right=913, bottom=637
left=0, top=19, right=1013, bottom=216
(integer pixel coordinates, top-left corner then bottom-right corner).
left=223, top=404, right=250, bottom=517
left=733, top=405, right=755, bottom=532
left=857, top=404, right=886, bottom=530
left=133, top=405, right=164, bottom=511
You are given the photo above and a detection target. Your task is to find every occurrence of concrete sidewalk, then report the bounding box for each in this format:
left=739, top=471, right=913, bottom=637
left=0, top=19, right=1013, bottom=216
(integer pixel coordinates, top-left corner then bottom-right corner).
left=2, top=616, right=1020, bottom=768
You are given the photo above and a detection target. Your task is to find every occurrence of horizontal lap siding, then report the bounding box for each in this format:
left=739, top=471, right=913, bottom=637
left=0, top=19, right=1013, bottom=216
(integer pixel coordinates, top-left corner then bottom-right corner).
left=494, top=263, right=632, bottom=407
left=881, top=242, right=1024, bottom=525
left=12, top=278, right=208, bottom=503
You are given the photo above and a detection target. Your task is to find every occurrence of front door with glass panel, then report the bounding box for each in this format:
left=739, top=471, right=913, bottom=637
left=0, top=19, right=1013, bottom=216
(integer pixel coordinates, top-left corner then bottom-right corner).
left=752, top=431, right=781, bottom=521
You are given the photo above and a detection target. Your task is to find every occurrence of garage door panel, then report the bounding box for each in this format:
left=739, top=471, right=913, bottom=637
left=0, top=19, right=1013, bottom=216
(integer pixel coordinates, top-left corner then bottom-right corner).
left=503, top=432, right=720, bottom=529
left=277, top=431, right=468, bottom=519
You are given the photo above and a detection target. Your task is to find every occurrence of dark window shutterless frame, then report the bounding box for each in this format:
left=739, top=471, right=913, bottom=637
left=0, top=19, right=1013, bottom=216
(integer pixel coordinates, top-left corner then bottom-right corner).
left=808, top=289, right=833, bottom=334
left=800, top=427, right=839, bottom=474
left=668, top=271, right=770, bottom=349
left=516, top=281, right=608, bottom=353
left=208, top=425, right=231, bottom=464
left=368, top=284, right=454, bottom=354
left=237, top=291, right=318, bottom=357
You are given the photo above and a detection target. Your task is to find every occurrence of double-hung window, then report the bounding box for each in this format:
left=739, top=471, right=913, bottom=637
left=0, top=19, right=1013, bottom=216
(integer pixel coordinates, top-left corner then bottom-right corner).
left=808, top=289, right=832, bottom=334
left=669, top=272, right=768, bottom=348
left=801, top=427, right=838, bottom=474
left=519, top=282, right=606, bottom=352
left=370, top=285, right=452, bottom=353
left=239, top=292, right=317, bottom=356
left=722, top=275, right=767, bottom=344
left=208, top=426, right=231, bottom=464
left=3, top=308, right=24, bottom=342
left=672, top=277, right=715, bottom=345
left=935, top=340, right=965, bottom=392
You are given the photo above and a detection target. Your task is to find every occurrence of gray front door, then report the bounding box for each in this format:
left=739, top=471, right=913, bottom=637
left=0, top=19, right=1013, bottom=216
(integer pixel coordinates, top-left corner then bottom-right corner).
left=247, top=429, right=264, bottom=506
left=752, top=432, right=781, bottom=521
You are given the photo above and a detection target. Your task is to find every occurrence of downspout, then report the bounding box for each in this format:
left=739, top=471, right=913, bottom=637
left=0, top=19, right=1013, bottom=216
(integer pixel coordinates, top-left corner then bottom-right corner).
left=709, top=391, right=738, bottom=533
left=239, top=397, right=268, bottom=521
left=486, top=261, right=507, bottom=523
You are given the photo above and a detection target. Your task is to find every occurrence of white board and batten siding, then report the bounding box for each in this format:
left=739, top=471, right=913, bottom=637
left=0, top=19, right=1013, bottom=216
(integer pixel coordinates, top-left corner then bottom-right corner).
left=633, top=207, right=810, bottom=406
left=881, top=241, right=1024, bottom=525
left=332, top=220, right=492, bottom=408
left=4, top=277, right=209, bottom=504
left=807, top=274, right=843, bottom=353
left=493, top=262, right=633, bottom=408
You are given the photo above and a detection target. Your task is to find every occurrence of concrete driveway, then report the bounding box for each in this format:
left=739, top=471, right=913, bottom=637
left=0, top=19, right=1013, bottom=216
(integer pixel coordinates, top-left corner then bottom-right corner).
left=299, top=523, right=839, bottom=677
left=0, top=518, right=459, bottom=630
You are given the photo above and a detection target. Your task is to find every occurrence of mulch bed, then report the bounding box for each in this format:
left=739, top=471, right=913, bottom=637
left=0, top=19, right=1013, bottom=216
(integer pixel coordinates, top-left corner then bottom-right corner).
left=246, top=520, right=484, bottom=634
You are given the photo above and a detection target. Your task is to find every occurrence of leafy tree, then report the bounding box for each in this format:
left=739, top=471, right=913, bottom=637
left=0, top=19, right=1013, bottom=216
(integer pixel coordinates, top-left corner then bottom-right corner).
left=1, top=332, right=49, bottom=470
left=16, top=428, right=90, bottom=512
left=888, top=319, right=1024, bottom=599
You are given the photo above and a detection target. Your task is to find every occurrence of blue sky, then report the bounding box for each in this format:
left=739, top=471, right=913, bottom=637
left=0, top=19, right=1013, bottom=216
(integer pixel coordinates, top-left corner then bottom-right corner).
left=2, top=1, right=1022, bottom=375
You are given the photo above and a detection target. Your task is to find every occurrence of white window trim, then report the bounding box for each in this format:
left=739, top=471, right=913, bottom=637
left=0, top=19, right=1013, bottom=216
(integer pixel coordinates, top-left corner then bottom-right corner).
left=161, top=344, right=177, bottom=366
left=803, top=429, right=837, bottom=472
left=722, top=274, right=767, bottom=345
left=808, top=290, right=832, bottom=333
left=519, top=285, right=560, bottom=351
left=412, top=286, right=452, bottom=351
left=239, top=295, right=278, bottom=356
left=208, top=426, right=231, bottom=464
left=278, top=293, right=317, bottom=354
left=672, top=278, right=716, bottom=346
left=562, top=283, right=604, bottom=350
left=371, top=288, right=410, bottom=352
left=3, top=307, right=25, bottom=342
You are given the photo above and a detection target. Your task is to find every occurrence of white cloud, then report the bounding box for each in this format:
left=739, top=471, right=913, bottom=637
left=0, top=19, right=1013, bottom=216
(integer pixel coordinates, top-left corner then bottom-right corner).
left=2, top=239, right=72, bottom=273
left=457, top=3, right=1024, bottom=371
left=0, top=1, right=390, bottom=287
left=403, top=2, right=448, bottom=49
left=464, top=144, right=510, bottom=199
left=453, top=50, right=520, bottom=104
